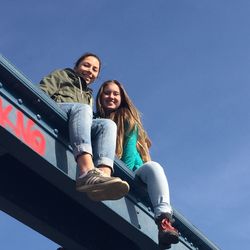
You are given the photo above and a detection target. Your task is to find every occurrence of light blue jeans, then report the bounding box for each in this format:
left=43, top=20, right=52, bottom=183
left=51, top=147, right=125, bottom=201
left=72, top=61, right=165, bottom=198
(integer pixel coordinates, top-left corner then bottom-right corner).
left=135, top=161, right=173, bottom=219
left=58, top=103, right=117, bottom=170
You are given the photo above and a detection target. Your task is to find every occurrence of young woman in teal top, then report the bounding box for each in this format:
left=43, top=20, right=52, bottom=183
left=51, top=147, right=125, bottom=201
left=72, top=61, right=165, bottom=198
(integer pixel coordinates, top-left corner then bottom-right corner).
left=96, top=80, right=179, bottom=249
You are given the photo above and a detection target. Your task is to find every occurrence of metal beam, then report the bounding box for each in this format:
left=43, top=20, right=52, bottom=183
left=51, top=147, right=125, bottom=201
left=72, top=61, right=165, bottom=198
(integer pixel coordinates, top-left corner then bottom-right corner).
left=0, top=54, right=220, bottom=250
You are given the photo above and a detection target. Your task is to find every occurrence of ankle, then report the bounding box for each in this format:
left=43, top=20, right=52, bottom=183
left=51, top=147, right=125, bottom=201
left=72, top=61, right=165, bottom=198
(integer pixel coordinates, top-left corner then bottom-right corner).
left=98, top=165, right=112, bottom=176
left=155, top=213, right=174, bottom=225
left=77, top=153, right=94, bottom=173
left=78, top=166, right=93, bottom=176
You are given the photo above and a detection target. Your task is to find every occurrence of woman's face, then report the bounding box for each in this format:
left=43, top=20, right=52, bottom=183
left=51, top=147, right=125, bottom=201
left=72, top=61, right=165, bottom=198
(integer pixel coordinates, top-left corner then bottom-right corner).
left=74, top=56, right=100, bottom=84
left=101, top=82, right=121, bottom=111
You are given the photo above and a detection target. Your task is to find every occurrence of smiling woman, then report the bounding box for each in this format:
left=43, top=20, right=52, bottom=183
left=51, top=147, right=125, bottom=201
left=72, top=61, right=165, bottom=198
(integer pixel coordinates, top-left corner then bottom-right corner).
left=96, top=80, right=179, bottom=249
left=39, top=54, right=129, bottom=201
left=100, top=81, right=122, bottom=111
left=74, top=53, right=101, bottom=85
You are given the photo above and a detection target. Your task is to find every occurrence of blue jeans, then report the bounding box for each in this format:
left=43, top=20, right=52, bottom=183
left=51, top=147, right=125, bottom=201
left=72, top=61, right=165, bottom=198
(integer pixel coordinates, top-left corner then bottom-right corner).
left=135, top=161, right=173, bottom=218
left=58, top=103, right=117, bottom=170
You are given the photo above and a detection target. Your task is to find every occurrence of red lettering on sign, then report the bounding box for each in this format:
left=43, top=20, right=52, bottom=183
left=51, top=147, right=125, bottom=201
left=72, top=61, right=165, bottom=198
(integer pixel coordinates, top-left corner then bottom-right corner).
left=0, top=97, right=46, bottom=156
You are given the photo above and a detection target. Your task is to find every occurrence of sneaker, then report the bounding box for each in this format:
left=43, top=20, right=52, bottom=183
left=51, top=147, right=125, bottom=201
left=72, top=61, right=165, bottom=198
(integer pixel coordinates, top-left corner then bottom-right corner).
left=156, top=214, right=179, bottom=249
left=87, top=180, right=129, bottom=201
left=76, top=168, right=129, bottom=201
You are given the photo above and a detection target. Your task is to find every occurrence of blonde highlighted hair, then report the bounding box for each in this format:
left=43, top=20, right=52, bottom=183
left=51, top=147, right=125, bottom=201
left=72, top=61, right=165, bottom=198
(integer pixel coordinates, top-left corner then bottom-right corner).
left=96, top=80, right=151, bottom=163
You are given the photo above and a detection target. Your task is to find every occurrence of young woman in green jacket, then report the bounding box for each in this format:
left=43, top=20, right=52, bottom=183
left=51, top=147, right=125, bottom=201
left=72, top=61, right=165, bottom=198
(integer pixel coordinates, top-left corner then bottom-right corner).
left=39, top=54, right=129, bottom=201
left=96, top=80, right=179, bottom=249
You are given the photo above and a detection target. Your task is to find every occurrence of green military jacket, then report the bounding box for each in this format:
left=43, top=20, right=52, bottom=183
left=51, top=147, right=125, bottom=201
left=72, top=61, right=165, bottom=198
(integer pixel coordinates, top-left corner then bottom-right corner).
left=39, top=68, right=93, bottom=106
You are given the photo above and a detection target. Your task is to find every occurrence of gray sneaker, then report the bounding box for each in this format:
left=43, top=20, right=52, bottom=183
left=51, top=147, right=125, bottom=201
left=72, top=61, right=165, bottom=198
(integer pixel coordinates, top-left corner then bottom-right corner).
left=76, top=168, right=129, bottom=200
left=87, top=181, right=129, bottom=201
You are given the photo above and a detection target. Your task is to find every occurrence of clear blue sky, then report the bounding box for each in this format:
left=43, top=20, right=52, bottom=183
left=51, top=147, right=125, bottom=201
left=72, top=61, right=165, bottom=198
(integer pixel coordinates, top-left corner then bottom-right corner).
left=1, top=0, right=250, bottom=249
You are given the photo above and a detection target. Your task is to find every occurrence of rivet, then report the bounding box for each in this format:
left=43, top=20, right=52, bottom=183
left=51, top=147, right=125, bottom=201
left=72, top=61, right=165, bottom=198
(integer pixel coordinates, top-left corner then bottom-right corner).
left=17, top=98, right=23, bottom=104
left=136, top=210, right=140, bottom=215
left=54, top=129, right=58, bottom=134
left=0, top=83, right=3, bottom=88
left=37, top=98, right=41, bottom=103
left=138, top=224, right=141, bottom=229
left=36, top=114, right=41, bottom=120
left=147, top=207, right=151, bottom=212
left=190, top=243, right=193, bottom=246
left=184, top=237, right=187, bottom=241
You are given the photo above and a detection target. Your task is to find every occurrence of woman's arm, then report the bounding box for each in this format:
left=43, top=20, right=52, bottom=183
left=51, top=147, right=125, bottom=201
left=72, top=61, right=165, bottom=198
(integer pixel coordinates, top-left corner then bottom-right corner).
left=39, top=70, right=63, bottom=97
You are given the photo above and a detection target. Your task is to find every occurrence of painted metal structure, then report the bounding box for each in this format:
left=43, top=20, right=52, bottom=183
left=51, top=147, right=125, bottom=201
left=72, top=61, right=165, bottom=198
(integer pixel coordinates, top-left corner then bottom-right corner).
left=0, top=54, right=220, bottom=250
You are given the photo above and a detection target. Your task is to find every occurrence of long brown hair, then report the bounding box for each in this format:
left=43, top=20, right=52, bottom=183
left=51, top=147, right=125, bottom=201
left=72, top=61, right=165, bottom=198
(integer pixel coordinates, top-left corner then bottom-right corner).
left=96, top=80, right=151, bottom=162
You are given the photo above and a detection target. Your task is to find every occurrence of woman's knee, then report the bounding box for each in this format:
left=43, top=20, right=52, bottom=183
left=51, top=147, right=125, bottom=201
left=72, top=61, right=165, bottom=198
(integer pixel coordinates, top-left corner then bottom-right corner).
left=71, top=103, right=92, bottom=117
left=143, top=161, right=165, bottom=176
left=99, top=119, right=117, bottom=133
